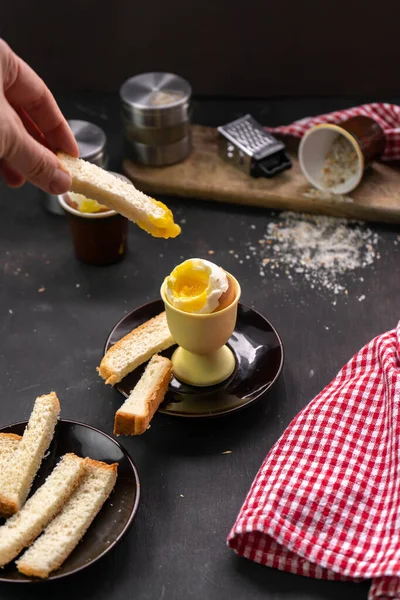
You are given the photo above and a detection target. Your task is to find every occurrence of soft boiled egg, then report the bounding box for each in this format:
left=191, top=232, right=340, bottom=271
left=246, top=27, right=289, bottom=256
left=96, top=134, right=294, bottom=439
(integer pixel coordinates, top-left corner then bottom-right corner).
left=165, top=258, right=232, bottom=314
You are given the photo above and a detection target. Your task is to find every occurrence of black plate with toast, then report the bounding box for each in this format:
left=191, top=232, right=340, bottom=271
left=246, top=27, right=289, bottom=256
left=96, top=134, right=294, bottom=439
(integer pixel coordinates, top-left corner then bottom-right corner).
left=0, top=419, right=140, bottom=583
left=104, top=299, right=284, bottom=418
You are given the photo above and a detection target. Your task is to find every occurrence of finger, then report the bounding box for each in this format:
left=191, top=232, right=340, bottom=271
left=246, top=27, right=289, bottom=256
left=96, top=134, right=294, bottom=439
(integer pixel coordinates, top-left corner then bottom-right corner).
left=15, top=106, right=51, bottom=150
left=6, top=120, right=72, bottom=194
left=0, top=160, right=25, bottom=188
left=1, top=42, right=78, bottom=157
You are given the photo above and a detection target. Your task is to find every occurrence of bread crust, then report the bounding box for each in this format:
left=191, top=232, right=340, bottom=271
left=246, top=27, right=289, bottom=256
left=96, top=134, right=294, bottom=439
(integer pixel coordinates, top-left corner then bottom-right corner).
left=114, top=357, right=172, bottom=435
left=97, top=365, right=117, bottom=386
left=16, top=564, right=48, bottom=579
left=40, top=391, right=61, bottom=412
left=83, top=458, right=118, bottom=475
left=0, top=496, right=18, bottom=519
left=0, top=433, right=22, bottom=442
left=98, top=312, right=174, bottom=385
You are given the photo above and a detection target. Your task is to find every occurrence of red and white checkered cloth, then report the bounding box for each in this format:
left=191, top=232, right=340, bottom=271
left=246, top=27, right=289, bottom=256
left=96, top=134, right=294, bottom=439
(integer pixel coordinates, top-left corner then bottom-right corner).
left=228, top=323, right=400, bottom=600
left=267, top=103, right=400, bottom=162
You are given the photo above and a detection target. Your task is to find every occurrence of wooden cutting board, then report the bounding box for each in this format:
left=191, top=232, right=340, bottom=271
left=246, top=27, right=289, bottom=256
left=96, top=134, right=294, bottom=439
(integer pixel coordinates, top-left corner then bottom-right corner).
left=124, top=125, right=400, bottom=224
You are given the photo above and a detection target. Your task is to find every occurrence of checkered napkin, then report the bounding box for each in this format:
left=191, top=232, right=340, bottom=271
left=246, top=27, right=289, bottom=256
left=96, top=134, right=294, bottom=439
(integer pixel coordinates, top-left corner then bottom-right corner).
left=228, top=323, right=400, bottom=600
left=267, top=103, right=400, bottom=162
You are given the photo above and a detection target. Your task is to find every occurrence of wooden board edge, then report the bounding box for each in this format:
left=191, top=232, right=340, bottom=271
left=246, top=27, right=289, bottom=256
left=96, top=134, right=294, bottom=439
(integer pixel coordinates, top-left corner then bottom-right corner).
left=123, top=160, right=400, bottom=225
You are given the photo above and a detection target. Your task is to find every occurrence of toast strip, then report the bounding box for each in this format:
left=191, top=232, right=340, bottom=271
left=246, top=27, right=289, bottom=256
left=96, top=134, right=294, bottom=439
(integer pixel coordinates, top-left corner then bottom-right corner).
left=17, top=459, right=118, bottom=578
left=98, top=312, right=174, bottom=386
left=0, top=433, right=21, bottom=473
left=0, top=393, right=60, bottom=517
left=0, top=453, right=85, bottom=567
left=114, top=354, right=172, bottom=435
left=57, top=153, right=181, bottom=239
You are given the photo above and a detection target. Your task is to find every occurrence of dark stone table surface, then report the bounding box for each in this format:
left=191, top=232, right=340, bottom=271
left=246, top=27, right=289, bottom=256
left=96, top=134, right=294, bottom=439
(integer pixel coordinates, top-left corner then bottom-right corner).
left=0, top=94, right=399, bottom=600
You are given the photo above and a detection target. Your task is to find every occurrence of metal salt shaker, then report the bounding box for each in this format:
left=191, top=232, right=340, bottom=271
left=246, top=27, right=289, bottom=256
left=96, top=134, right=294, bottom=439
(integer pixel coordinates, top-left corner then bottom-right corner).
left=120, top=72, right=192, bottom=166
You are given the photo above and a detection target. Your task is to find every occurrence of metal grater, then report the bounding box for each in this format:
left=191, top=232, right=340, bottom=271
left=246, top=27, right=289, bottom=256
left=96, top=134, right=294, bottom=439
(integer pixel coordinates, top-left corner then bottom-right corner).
left=217, top=114, right=291, bottom=178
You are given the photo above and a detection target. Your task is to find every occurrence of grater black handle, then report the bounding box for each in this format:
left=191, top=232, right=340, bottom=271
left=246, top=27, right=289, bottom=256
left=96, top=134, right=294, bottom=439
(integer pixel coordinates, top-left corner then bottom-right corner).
left=253, top=150, right=292, bottom=178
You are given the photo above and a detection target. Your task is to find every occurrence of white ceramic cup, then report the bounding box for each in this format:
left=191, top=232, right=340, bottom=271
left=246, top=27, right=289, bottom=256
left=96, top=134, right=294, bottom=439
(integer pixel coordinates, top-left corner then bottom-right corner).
left=298, top=124, right=364, bottom=195
left=58, top=194, right=115, bottom=220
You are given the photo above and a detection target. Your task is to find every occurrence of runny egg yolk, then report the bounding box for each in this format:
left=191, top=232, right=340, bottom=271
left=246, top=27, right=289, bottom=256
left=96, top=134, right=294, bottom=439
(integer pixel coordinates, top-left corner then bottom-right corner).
left=136, top=199, right=181, bottom=239
left=167, top=263, right=209, bottom=312
left=69, top=192, right=107, bottom=213
left=176, top=278, right=208, bottom=298
left=79, top=198, right=107, bottom=213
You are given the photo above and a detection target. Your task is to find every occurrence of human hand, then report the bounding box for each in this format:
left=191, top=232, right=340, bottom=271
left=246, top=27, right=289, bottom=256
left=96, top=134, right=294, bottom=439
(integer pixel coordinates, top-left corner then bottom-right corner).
left=0, top=39, right=78, bottom=194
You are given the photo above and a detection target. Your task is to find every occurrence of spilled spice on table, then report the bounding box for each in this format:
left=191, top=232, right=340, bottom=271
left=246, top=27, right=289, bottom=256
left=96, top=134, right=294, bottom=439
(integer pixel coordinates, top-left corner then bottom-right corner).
left=246, top=212, right=384, bottom=298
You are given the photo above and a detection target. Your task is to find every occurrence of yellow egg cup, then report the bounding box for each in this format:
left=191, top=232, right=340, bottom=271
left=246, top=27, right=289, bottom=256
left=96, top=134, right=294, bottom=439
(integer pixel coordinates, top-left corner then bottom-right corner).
left=160, top=274, right=241, bottom=387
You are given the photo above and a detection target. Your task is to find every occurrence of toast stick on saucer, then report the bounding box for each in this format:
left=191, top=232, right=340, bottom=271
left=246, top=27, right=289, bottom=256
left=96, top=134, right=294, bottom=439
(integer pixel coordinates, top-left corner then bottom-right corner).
left=98, top=312, right=174, bottom=386
left=114, top=355, right=172, bottom=436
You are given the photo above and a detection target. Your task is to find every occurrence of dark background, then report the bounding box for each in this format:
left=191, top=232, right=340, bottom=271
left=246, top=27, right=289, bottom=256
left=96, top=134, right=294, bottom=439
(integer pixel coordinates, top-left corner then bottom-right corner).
left=1, top=0, right=400, bottom=97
